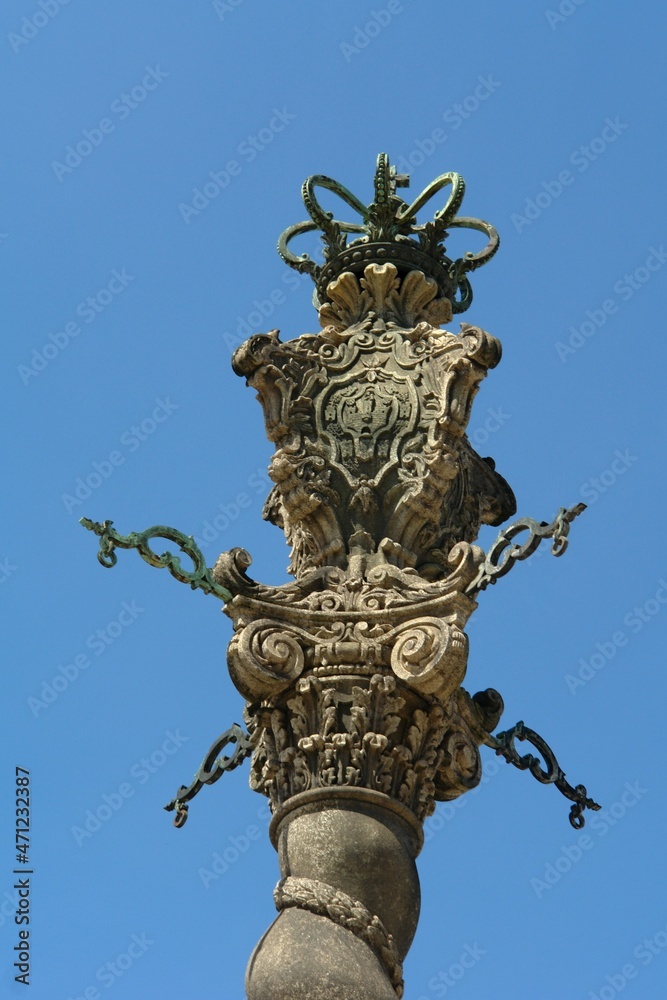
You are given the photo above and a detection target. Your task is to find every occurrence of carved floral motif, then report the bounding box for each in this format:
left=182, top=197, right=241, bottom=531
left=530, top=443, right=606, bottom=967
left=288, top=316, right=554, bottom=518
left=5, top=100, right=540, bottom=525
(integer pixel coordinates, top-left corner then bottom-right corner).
left=246, top=673, right=498, bottom=822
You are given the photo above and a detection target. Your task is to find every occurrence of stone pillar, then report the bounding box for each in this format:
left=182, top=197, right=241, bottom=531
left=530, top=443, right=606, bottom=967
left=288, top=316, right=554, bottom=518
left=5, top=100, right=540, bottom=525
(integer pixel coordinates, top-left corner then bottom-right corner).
left=81, top=153, right=596, bottom=998
left=214, top=265, right=513, bottom=1000
left=247, top=788, right=421, bottom=999
left=213, top=243, right=512, bottom=996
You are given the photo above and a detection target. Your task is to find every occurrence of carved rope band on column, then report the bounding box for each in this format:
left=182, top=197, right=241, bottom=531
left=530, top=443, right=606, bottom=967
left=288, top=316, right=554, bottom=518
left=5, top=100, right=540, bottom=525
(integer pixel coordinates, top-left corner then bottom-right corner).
left=274, top=875, right=404, bottom=998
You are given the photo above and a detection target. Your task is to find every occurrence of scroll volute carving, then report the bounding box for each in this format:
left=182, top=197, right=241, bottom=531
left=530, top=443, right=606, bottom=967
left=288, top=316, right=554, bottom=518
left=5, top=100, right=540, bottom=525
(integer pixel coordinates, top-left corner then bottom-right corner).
left=389, top=617, right=468, bottom=704
left=227, top=619, right=306, bottom=701
left=433, top=689, right=504, bottom=801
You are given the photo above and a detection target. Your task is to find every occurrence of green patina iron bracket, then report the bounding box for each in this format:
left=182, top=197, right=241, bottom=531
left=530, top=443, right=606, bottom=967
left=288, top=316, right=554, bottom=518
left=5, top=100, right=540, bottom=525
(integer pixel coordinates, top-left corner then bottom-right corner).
left=466, top=503, right=587, bottom=595
left=79, top=518, right=232, bottom=602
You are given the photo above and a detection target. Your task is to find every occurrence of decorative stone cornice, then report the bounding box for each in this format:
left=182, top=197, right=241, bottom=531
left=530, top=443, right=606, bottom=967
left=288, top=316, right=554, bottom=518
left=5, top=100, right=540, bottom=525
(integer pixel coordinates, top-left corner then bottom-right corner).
left=214, top=542, right=480, bottom=704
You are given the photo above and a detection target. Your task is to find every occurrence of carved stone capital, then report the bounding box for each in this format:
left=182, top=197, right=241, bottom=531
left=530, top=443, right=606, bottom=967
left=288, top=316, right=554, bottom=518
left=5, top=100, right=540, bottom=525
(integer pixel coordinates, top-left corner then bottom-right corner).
left=243, top=671, right=500, bottom=824
left=217, top=543, right=482, bottom=706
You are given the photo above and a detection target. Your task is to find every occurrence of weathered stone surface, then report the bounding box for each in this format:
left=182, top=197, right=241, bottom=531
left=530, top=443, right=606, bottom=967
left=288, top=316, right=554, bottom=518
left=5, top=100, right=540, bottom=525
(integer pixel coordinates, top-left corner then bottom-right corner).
left=246, top=789, right=421, bottom=998
left=246, top=909, right=399, bottom=1000
left=231, top=264, right=515, bottom=583
left=225, top=158, right=514, bottom=997
left=79, top=154, right=595, bottom=999
left=274, top=792, right=421, bottom=956
left=222, top=263, right=511, bottom=998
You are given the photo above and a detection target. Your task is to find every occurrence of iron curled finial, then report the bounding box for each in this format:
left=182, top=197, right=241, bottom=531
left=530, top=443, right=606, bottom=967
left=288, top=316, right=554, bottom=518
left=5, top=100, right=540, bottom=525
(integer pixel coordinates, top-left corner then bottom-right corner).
left=485, top=721, right=601, bottom=828
left=278, top=153, right=499, bottom=312
left=164, top=723, right=253, bottom=827
left=80, top=518, right=233, bottom=602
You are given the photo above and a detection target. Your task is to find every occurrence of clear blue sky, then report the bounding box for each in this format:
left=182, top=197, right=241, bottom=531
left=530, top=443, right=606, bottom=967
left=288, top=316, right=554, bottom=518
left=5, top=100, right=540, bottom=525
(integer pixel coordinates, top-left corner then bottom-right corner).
left=3, top=2, right=667, bottom=998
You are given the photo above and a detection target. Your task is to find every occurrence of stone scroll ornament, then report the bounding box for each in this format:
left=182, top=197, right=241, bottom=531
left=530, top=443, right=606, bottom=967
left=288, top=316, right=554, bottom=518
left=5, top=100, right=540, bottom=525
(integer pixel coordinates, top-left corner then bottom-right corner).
left=81, top=154, right=599, bottom=1000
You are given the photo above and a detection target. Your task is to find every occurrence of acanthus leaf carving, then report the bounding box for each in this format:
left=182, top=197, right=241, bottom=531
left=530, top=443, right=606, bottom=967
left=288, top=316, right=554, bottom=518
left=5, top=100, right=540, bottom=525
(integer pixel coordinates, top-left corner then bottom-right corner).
left=317, top=264, right=452, bottom=332
left=245, top=673, right=499, bottom=822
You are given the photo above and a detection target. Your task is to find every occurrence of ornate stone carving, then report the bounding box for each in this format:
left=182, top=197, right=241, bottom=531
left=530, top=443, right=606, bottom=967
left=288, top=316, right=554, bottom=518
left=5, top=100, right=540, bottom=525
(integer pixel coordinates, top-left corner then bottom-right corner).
left=232, top=264, right=516, bottom=584
left=227, top=619, right=306, bottom=700
left=80, top=154, right=595, bottom=1000
left=215, top=543, right=480, bottom=707
left=274, top=876, right=404, bottom=998
left=221, top=256, right=517, bottom=847
left=245, top=673, right=496, bottom=822
left=389, top=616, right=467, bottom=701
left=318, top=263, right=452, bottom=331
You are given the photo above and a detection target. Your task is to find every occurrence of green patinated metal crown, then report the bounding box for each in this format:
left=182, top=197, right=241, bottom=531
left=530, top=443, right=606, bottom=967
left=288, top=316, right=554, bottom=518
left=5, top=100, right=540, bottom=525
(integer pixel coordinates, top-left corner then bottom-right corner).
left=278, top=152, right=499, bottom=313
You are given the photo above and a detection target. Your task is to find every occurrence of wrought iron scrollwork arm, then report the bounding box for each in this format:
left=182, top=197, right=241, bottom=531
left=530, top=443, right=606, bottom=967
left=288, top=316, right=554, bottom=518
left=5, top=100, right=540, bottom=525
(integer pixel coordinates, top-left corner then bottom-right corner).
left=80, top=518, right=232, bottom=602
left=164, top=723, right=253, bottom=828
left=485, top=721, right=600, bottom=828
left=467, top=503, right=586, bottom=595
